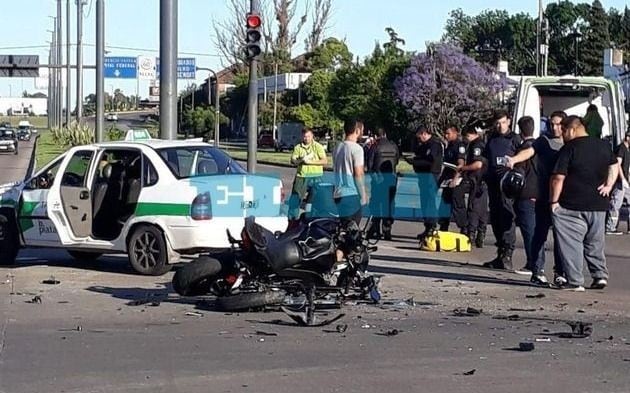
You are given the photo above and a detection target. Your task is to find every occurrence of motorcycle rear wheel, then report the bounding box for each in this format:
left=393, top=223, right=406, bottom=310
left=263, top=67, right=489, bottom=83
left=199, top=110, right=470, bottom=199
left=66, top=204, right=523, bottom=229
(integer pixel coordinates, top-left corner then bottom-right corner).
left=216, top=290, right=286, bottom=311
left=172, top=256, right=222, bottom=296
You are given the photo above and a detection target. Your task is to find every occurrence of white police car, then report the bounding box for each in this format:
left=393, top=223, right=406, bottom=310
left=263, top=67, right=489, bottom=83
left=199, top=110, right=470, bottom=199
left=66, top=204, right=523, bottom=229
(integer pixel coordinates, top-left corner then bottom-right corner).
left=0, top=132, right=287, bottom=275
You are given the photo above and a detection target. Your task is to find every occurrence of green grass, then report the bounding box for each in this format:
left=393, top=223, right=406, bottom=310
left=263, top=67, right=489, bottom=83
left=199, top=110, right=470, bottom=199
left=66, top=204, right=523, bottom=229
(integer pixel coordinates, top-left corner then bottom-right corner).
left=36, top=131, right=69, bottom=169
left=0, top=116, right=48, bottom=129
left=221, top=147, right=414, bottom=173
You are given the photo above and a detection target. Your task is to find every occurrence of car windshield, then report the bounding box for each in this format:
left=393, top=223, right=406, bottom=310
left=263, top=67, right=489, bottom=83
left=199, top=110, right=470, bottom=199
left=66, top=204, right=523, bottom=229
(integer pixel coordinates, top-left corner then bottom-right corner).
left=157, top=146, right=246, bottom=179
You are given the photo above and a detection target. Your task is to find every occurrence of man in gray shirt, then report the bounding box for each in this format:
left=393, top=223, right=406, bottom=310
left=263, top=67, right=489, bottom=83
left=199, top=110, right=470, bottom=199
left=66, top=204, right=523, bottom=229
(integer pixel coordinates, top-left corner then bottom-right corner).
left=333, top=118, right=368, bottom=226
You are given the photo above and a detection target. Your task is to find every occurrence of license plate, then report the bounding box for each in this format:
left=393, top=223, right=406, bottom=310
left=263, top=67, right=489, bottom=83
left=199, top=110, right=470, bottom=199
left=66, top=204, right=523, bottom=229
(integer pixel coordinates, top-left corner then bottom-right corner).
left=241, top=200, right=259, bottom=209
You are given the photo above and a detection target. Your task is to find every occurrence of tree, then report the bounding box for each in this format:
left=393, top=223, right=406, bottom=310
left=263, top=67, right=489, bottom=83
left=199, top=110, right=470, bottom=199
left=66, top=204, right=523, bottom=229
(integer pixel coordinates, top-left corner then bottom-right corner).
left=307, top=37, right=353, bottom=71
left=395, top=43, right=506, bottom=136
left=443, top=9, right=536, bottom=75
left=581, top=0, right=610, bottom=75
left=304, top=0, right=332, bottom=52
left=212, top=0, right=333, bottom=74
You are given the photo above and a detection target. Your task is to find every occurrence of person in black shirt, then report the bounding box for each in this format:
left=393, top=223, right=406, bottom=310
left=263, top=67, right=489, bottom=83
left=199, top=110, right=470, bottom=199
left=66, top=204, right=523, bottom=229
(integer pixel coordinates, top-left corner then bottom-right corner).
left=438, top=125, right=466, bottom=231
left=551, top=116, right=618, bottom=291
left=512, top=117, right=540, bottom=279
left=452, top=126, right=488, bottom=247
left=507, top=111, right=567, bottom=286
left=605, top=130, right=630, bottom=234
left=407, top=126, right=444, bottom=239
left=367, top=127, right=400, bottom=240
left=482, top=110, right=522, bottom=270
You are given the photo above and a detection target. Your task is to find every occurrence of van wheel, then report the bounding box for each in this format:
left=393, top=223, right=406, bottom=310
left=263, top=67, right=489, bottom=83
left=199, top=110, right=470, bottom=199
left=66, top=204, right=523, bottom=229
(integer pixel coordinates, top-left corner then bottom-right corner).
left=67, top=250, right=103, bottom=262
left=128, top=225, right=172, bottom=275
left=0, top=214, right=19, bottom=265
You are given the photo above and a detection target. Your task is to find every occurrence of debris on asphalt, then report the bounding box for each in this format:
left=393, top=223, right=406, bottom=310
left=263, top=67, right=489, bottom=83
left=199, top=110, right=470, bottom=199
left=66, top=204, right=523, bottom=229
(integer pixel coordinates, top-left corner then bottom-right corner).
left=76, top=325, right=83, bottom=332
left=336, top=324, right=348, bottom=333
left=453, top=307, right=482, bottom=317
left=280, top=306, right=345, bottom=327
left=567, top=321, right=593, bottom=337
left=361, top=324, right=372, bottom=329
left=508, top=308, right=537, bottom=312
left=526, top=293, right=546, bottom=299
left=463, top=369, right=476, bottom=376
left=535, top=338, right=551, bottom=342
left=185, top=311, right=204, bottom=317
left=254, top=331, right=278, bottom=337
left=608, top=336, right=614, bottom=340
left=42, top=276, right=60, bottom=285
left=518, top=342, right=535, bottom=352
left=26, top=295, right=42, bottom=304
left=376, top=329, right=400, bottom=337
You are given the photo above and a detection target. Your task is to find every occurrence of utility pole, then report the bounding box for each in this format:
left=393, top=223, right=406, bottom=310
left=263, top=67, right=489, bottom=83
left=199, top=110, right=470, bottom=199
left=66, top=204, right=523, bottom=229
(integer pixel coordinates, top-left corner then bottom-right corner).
left=95, top=0, right=104, bottom=142
left=160, top=0, right=178, bottom=140
left=76, top=0, right=85, bottom=122
left=49, top=25, right=57, bottom=129
left=536, top=0, right=542, bottom=76
left=196, top=67, right=220, bottom=146
left=57, top=0, right=63, bottom=126
left=246, top=0, right=261, bottom=173
left=272, top=62, right=278, bottom=142
left=65, top=0, right=71, bottom=125
left=47, top=41, right=53, bottom=129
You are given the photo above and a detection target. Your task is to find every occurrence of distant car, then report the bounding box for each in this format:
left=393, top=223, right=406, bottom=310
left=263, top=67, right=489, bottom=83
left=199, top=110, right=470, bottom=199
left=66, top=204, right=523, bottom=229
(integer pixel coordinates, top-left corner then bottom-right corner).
left=258, top=133, right=275, bottom=148
left=17, top=126, right=32, bottom=141
left=106, top=113, right=118, bottom=121
left=0, top=128, right=18, bottom=155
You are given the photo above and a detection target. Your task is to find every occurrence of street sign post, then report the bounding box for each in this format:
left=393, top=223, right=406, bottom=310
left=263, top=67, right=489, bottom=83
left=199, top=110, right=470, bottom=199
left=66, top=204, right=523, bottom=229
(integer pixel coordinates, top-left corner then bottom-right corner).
left=104, top=56, right=137, bottom=78
left=156, top=57, right=196, bottom=79
left=0, top=55, right=39, bottom=77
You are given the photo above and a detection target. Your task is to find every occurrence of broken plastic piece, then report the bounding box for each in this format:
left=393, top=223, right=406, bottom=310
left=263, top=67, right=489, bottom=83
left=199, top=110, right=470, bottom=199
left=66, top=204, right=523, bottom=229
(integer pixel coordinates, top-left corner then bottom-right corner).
left=518, top=342, right=535, bottom=351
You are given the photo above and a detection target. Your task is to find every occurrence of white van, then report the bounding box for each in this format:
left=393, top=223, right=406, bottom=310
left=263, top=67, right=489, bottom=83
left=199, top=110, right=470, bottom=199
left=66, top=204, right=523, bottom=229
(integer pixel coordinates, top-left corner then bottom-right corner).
left=512, top=76, right=628, bottom=145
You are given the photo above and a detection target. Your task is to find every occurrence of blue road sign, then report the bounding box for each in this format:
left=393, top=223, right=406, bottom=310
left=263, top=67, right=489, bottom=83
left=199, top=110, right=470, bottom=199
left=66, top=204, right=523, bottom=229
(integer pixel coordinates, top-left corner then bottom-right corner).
left=155, top=57, right=196, bottom=79
left=104, top=57, right=137, bottom=79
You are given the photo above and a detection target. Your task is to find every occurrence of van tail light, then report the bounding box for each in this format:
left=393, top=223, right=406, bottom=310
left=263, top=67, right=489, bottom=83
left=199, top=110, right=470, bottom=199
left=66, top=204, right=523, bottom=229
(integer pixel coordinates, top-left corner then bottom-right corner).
left=191, top=192, right=212, bottom=220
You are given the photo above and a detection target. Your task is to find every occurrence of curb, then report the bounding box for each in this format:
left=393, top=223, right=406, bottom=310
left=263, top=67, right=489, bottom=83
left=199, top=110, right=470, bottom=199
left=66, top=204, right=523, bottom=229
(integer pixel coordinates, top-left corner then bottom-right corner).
left=23, top=134, right=40, bottom=182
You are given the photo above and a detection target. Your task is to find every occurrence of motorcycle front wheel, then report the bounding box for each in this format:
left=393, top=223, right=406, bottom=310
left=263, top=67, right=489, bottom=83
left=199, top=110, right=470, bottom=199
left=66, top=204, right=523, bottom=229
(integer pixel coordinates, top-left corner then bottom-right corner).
left=172, top=256, right=222, bottom=296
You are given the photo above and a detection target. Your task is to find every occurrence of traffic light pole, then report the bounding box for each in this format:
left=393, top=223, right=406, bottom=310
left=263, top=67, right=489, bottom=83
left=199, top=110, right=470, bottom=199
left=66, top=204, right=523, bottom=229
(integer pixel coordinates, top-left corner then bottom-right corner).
left=160, top=0, right=178, bottom=140
left=95, top=0, right=104, bottom=142
left=246, top=0, right=260, bottom=173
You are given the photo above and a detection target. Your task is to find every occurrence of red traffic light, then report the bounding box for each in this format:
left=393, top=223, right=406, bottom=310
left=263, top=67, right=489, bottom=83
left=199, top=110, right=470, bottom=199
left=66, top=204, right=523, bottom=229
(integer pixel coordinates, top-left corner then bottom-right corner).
left=246, top=14, right=262, bottom=29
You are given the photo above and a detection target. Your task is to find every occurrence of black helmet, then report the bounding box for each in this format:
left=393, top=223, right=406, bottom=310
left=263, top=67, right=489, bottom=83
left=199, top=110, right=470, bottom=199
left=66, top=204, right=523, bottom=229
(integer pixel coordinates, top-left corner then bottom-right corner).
left=500, top=170, right=525, bottom=199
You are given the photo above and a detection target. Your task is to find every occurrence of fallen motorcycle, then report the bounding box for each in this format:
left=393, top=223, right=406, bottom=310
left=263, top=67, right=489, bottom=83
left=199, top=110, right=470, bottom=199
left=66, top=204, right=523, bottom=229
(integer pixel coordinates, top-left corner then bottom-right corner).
left=172, top=216, right=381, bottom=325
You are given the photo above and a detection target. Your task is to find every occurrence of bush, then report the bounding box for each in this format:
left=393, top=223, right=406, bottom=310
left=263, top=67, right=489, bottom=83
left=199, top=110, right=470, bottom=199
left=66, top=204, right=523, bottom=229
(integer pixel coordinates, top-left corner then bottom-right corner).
left=51, top=122, right=94, bottom=147
left=106, top=126, right=125, bottom=141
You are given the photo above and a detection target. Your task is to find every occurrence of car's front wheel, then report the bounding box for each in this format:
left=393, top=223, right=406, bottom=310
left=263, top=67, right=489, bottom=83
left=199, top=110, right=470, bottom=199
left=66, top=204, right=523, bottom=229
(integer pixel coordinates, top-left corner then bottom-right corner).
left=127, top=225, right=172, bottom=275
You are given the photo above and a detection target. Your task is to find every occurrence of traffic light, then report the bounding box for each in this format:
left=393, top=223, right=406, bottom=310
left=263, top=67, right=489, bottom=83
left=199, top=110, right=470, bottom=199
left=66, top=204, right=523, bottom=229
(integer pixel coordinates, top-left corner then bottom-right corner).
left=245, top=13, right=262, bottom=60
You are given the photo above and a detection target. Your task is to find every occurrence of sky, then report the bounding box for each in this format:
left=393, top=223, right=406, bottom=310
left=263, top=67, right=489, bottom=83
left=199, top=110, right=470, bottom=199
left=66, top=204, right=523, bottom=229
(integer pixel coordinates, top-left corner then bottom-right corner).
left=0, top=0, right=628, bottom=108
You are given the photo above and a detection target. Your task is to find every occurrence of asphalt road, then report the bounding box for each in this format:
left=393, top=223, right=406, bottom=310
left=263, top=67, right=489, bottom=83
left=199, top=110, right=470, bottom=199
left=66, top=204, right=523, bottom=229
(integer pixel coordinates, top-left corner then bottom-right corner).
left=2, top=146, right=630, bottom=393
left=83, top=111, right=156, bottom=132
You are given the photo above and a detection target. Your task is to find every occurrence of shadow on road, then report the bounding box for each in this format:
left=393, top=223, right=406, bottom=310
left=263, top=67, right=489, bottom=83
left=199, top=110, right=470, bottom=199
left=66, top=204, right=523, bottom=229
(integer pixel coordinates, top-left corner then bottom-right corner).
left=9, top=253, right=139, bottom=275
left=85, top=283, right=213, bottom=309
left=368, top=265, right=533, bottom=288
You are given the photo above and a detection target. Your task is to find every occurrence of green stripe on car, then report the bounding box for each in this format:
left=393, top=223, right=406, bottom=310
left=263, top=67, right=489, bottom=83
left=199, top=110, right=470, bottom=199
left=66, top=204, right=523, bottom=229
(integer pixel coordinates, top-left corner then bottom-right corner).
left=134, top=203, right=191, bottom=217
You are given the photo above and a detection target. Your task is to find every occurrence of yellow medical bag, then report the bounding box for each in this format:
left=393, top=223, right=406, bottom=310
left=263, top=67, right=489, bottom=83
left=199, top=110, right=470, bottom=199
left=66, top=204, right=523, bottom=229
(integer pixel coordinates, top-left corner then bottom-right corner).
left=420, top=231, right=472, bottom=252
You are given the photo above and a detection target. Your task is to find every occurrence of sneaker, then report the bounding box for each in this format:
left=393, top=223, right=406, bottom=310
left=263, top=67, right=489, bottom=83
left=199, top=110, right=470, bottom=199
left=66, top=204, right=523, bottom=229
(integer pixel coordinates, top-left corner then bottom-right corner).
left=554, top=274, right=568, bottom=286
left=606, top=231, right=623, bottom=236
left=590, top=278, right=608, bottom=290
left=530, top=274, right=550, bottom=287
left=557, top=284, right=585, bottom=292
left=514, top=266, right=533, bottom=276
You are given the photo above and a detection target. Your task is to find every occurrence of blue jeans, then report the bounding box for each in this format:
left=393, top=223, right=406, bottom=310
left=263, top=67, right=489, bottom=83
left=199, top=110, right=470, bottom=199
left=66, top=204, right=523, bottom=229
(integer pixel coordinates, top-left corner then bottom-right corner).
left=515, top=199, right=537, bottom=269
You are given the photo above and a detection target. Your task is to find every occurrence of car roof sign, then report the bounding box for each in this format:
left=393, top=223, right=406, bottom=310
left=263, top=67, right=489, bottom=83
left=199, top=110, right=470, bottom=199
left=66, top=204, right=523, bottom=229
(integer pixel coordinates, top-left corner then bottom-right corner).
left=125, top=129, right=152, bottom=141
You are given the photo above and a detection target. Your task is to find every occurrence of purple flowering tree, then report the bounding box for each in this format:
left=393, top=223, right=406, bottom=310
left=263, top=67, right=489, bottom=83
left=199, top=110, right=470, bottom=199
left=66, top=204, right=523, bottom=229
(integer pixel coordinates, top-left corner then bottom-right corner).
left=395, top=43, right=507, bottom=135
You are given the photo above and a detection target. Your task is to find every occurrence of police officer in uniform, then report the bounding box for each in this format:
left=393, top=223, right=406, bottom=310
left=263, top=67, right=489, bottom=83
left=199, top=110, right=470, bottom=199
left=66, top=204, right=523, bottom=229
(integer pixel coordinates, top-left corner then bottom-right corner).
left=483, top=110, right=522, bottom=270
left=407, top=126, right=444, bottom=239
left=367, top=127, right=400, bottom=240
left=438, top=125, right=466, bottom=231
left=452, top=126, right=488, bottom=247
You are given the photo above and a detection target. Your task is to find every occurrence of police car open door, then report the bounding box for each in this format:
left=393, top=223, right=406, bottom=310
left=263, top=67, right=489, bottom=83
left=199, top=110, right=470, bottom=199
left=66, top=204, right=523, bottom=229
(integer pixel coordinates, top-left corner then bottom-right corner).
left=47, top=148, right=97, bottom=244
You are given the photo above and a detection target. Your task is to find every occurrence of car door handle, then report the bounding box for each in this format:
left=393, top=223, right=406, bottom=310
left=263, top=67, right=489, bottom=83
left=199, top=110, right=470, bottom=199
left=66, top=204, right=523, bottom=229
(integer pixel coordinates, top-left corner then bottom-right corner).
left=70, top=205, right=79, bottom=210
left=79, top=190, right=89, bottom=200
